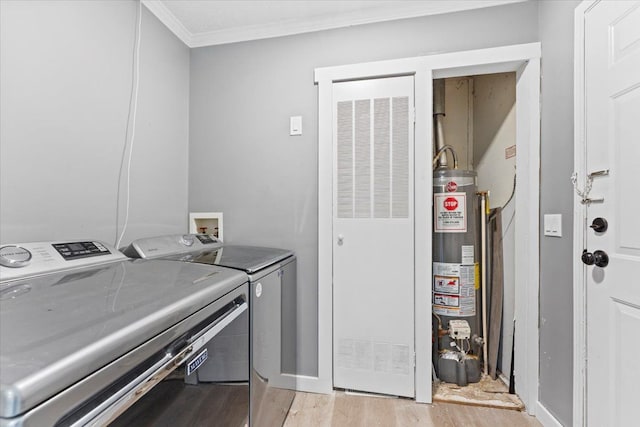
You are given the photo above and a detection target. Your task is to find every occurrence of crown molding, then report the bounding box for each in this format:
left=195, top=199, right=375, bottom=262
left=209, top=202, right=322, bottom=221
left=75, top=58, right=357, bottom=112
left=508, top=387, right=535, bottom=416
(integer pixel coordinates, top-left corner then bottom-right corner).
left=141, top=0, right=193, bottom=46
left=143, top=0, right=526, bottom=49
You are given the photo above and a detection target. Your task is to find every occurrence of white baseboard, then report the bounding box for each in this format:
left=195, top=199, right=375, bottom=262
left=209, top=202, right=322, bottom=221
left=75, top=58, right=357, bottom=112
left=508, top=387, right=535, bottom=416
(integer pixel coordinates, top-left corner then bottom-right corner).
left=535, top=401, right=563, bottom=427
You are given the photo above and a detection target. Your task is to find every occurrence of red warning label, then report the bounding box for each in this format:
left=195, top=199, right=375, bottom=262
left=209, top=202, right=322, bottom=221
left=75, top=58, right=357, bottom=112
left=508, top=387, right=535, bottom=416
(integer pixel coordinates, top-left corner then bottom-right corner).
left=433, top=263, right=476, bottom=317
left=434, top=293, right=460, bottom=308
left=434, top=275, right=460, bottom=294
left=446, top=181, right=458, bottom=192
left=443, top=197, right=458, bottom=211
left=434, top=192, right=466, bottom=233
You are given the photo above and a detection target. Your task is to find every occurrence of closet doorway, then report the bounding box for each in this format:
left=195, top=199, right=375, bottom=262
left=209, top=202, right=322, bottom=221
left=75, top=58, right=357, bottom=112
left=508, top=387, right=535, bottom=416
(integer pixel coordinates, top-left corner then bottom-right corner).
left=315, top=43, right=541, bottom=415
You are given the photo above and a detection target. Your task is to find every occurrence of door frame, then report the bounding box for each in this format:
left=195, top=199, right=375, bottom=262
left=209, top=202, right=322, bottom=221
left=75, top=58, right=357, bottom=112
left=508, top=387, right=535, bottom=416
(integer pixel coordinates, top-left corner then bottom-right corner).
left=314, top=43, right=541, bottom=411
left=572, top=2, right=600, bottom=426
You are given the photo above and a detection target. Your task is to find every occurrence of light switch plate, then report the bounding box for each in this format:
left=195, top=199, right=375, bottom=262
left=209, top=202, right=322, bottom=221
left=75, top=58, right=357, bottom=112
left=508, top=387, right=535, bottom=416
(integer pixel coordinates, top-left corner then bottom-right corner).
left=544, top=214, right=562, bottom=237
left=290, top=116, right=302, bottom=136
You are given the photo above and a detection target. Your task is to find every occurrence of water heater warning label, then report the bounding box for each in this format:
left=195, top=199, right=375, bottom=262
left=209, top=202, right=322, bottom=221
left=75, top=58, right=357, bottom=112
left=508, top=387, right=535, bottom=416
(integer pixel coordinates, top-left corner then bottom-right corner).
left=434, top=275, right=460, bottom=294
left=433, top=262, right=476, bottom=317
left=434, top=192, right=466, bottom=233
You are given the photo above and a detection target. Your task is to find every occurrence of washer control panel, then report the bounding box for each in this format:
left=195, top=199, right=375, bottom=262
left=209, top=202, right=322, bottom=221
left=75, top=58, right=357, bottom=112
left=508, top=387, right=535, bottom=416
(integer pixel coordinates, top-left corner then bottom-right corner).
left=123, top=234, right=222, bottom=259
left=0, top=240, right=126, bottom=282
left=52, top=241, right=111, bottom=260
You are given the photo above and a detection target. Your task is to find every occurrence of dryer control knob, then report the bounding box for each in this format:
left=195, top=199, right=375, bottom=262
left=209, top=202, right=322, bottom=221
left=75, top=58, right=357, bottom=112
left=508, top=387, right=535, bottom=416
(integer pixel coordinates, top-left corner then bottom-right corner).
left=180, top=235, right=195, bottom=247
left=0, top=246, right=32, bottom=268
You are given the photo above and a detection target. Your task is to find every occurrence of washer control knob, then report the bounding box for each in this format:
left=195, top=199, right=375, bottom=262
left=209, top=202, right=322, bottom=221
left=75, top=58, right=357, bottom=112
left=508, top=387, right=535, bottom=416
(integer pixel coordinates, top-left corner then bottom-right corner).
left=180, top=235, right=195, bottom=247
left=0, top=246, right=32, bottom=268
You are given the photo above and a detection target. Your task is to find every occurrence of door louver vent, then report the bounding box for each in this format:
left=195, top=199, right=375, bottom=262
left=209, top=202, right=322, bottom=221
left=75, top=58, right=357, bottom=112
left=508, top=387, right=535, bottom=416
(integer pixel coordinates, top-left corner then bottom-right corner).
left=336, top=96, right=410, bottom=219
left=392, top=97, right=409, bottom=218
left=337, top=101, right=353, bottom=219
left=354, top=100, right=371, bottom=218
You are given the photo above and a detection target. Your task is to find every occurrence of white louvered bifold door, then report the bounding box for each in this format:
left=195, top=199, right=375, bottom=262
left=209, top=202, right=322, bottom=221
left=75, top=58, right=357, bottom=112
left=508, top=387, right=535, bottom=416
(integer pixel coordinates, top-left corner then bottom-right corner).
left=332, top=76, right=415, bottom=397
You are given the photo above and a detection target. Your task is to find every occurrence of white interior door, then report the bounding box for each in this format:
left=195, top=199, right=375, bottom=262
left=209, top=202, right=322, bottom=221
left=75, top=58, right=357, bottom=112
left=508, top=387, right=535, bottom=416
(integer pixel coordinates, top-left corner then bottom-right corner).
left=584, top=2, right=640, bottom=425
left=332, top=76, right=415, bottom=397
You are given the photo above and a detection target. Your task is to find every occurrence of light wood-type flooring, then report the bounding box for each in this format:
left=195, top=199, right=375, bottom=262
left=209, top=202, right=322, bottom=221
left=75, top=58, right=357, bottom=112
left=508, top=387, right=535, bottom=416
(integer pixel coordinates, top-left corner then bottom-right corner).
left=284, top=391, right=542, bottom=427
left=108, top=379, right=541, bottom=426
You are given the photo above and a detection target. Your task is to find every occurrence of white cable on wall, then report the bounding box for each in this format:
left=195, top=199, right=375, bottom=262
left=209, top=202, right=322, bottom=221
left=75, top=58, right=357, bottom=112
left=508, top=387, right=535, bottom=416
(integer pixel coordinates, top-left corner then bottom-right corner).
left=115, top=0, right=142, bottom=249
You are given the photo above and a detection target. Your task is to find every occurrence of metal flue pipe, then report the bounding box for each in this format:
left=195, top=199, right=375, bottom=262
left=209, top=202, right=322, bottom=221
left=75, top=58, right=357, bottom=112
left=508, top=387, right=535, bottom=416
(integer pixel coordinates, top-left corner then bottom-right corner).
left=433, top=79, right=456, bottom=169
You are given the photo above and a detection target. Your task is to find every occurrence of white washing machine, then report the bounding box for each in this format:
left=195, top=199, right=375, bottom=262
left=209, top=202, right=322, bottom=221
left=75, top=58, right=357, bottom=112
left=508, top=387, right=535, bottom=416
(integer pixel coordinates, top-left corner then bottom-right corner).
left=0, top=240, right=248, bottom=426
left=123, top=234, right=297, bottom=427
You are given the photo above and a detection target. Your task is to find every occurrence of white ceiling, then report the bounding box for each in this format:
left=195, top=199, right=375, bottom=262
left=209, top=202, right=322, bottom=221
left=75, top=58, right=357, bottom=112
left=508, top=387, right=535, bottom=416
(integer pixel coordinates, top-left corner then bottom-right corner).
left=141, top=0, right=527, bottom=48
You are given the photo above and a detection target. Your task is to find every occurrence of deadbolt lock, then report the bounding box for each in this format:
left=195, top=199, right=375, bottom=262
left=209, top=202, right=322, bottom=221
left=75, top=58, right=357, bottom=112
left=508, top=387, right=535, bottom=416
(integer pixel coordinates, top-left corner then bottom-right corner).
left=589, top=217, right=608, bottom=233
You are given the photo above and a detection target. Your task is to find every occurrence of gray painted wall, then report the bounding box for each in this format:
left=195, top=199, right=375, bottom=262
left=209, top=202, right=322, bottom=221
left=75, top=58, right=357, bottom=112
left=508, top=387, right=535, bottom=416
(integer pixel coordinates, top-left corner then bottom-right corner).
left=538, top=1, right=581, bottom=425
left=189, top=2, right=539, bottom=378
left=0, top=0, right=190, bottom=246
left=0, top=0, right=579, bottom=423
